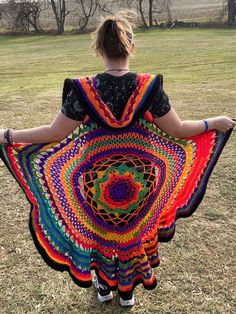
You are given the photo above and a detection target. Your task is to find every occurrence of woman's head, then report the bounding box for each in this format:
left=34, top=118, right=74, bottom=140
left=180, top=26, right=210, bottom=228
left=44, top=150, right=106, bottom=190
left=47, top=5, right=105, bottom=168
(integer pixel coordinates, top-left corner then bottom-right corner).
left=91, top=11, right=136, bottom=60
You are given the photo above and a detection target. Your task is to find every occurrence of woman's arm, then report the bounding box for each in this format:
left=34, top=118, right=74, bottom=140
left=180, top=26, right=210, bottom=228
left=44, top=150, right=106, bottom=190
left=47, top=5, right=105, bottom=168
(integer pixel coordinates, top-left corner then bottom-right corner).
left=154, top=108, right=236, bottom=138
left=0, top=111, right=82, bottom=144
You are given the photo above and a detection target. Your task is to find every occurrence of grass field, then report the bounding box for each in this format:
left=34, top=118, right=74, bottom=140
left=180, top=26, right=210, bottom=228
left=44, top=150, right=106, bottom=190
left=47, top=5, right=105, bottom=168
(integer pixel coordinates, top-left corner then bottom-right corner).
left=0, top=29, right=236, bottom=314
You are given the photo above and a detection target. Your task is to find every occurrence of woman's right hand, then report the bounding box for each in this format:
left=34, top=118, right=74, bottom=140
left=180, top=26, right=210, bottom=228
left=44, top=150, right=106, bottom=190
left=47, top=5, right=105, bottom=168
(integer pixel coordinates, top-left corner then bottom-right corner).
left=210, top=116, right=236, bottom=132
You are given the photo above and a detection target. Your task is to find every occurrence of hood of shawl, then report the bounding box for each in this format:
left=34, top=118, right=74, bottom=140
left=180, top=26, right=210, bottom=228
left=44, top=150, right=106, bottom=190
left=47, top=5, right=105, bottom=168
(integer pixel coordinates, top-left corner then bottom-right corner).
left=73, top=73, right=157, bottom=129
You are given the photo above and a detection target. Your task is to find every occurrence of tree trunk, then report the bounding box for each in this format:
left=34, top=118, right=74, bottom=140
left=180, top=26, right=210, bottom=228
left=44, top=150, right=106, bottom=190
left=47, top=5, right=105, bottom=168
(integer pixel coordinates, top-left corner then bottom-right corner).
left=228, top=0, right=236, bottom=25
left=50, top=0, right=66, bottom=34
left=58, top=21, right=64, bottom=34
left=138, top=0, right=148, bottom=28
left=149, top=0, right=153, bottom=27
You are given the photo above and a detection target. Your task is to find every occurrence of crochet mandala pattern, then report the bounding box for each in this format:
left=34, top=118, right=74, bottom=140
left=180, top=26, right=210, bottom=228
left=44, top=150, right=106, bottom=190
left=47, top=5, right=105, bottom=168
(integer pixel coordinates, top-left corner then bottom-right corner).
left=0, top=74, right=233, bottom=297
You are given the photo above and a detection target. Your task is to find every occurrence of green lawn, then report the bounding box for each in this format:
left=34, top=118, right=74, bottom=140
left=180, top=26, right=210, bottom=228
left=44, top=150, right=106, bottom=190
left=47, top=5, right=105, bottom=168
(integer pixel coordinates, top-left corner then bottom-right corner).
left=0, top=29, right=236, bottom=314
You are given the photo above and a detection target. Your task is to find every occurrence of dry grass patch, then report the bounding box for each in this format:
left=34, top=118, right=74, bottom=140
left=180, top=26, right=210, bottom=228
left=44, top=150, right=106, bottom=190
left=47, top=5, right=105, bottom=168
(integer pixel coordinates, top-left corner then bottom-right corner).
left=0, top=29, right=236, bottom=314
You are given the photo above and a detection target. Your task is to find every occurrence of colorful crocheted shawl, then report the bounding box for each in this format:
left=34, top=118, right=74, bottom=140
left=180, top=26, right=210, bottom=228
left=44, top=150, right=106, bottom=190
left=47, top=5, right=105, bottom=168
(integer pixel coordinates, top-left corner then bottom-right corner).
left=0, top=73, right=233, bottom=297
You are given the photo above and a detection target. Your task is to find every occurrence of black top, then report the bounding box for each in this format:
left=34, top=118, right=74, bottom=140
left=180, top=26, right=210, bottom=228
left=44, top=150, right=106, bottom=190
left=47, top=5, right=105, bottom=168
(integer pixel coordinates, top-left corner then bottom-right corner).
left=61, top=72, right=171, bottom=121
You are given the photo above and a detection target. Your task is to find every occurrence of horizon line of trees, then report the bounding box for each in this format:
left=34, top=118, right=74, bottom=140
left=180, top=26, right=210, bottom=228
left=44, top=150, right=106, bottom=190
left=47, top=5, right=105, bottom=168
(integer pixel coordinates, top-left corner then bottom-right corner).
left=0, top=0, right=235, bottom=34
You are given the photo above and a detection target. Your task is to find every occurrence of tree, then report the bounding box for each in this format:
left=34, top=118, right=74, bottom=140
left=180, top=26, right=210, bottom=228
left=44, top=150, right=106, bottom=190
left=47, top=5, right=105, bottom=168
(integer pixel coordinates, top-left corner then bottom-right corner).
left=138, top=0, right=148, bottom=27
left=49, top=0, right=70, bottom=34
left=75, top=0, right=97, bottom=30
left=228, top=0, right=236, bottom=25
left=2, top=0, right=44, bottom=32
left=20, top=0, right=44, bottom=32
left=73, top=0, right=110, bottom=31
left=137, top=0, right=171, bottom=28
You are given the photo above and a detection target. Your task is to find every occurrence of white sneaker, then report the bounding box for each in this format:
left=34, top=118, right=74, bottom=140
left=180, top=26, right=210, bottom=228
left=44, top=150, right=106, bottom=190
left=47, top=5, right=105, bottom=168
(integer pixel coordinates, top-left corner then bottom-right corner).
left=120, top=294, right=135, bottom=307
left=92, top=276, right=113, bottom=303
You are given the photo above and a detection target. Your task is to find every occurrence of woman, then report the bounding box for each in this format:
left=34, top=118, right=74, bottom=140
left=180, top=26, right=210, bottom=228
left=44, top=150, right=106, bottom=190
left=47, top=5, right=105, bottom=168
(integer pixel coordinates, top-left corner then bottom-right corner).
left=0, top=12, right=235, bottom=307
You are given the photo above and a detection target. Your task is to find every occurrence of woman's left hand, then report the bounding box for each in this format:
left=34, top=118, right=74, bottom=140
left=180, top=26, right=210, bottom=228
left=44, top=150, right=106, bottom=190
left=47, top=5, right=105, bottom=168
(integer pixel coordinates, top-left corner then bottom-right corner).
left=0, top=129, right=5, bottom=144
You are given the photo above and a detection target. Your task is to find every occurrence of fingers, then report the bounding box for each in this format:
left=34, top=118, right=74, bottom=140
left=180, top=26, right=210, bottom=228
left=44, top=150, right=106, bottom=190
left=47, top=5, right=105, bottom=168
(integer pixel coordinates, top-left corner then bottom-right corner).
left=227, top=119, right=236, bottom=128
left=223, top=119, right=236, bottom=132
